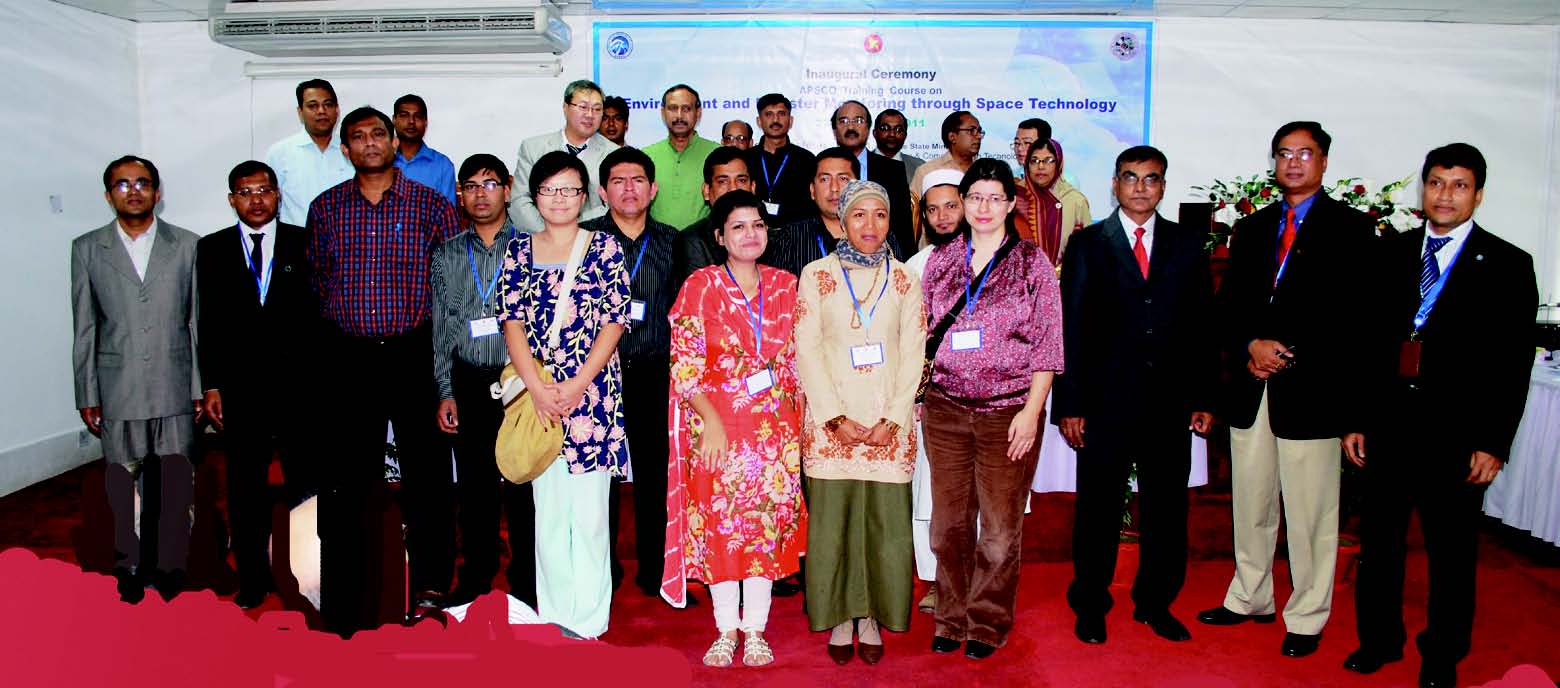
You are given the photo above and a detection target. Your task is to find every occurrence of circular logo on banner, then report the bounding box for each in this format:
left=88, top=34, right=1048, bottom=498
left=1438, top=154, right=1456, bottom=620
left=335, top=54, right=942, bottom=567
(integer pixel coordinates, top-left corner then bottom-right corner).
left=606, top=32, right=633, bottom=59
left=1111, top=32, right=1139, bottom=61
left=864, top=33, right=884, bottom=54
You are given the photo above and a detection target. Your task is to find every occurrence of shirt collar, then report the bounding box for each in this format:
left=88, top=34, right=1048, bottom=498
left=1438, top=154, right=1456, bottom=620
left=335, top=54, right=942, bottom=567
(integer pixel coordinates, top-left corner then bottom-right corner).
left=1282, top=192, right=1320, bottom=225
left=116, top=219, right=159, bottom=243
left=397, top=142, right=436, bottom=164
left=239, top=218, right=277, bottom=236
left=293, top=128, right=340, bottom=150
left=464, top=219, right=517, bottom=250
left=1116, top=208, right=1157, bottom=235
left=1425, top=218, right=1473, bottom=249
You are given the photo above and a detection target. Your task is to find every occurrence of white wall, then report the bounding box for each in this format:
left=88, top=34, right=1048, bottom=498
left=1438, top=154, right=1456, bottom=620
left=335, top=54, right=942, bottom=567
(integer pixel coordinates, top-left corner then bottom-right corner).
left=0, top=1, right=141, bottom=497
left=4, top=12, right=1557, bottom=495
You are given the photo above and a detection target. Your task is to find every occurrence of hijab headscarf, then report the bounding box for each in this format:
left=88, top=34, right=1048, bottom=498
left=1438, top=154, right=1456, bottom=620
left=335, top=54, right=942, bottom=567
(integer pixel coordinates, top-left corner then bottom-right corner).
left=1024, top=139, right=1066, bottom=262
left=834, top=179, right=891, bottom=266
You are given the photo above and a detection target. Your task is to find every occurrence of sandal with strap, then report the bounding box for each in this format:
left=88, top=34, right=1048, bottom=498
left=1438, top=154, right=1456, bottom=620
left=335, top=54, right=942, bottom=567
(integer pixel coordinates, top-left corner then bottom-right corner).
left=743, top=632, right=774, bottom=667
left=703, top=635, right=738, bottom=667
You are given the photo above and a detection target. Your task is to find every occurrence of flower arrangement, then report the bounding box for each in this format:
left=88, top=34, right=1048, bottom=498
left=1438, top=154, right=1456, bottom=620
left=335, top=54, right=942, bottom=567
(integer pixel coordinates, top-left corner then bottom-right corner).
left=1192, top=172, right=1423, bottom=250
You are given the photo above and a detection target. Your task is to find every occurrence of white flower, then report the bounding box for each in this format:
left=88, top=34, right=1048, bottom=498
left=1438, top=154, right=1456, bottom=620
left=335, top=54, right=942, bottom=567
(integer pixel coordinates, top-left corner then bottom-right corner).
left=1214, top=205, right=1241, bottom=227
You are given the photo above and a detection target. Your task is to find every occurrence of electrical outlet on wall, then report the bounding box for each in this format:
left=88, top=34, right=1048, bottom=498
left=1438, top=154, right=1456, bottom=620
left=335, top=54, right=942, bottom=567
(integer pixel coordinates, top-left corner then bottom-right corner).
left=50, top=194, right=63, bottom=214
left=78, top=430, right=91, bottom=448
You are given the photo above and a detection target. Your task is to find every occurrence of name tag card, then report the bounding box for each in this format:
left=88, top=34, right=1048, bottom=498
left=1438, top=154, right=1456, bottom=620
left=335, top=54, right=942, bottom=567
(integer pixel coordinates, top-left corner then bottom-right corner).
left=1397, top=340, right=1422, bottom=379
left=763, top=201, right=781, bottom=216
left=629, top=299, right=646, bottom=322
left=850, top=342, right=885, bottom=368
left=469, top=317, right=500, bottom=338
left=744, top=368, right=775, bottom=397
left=949, top=328, right=983, bottom=352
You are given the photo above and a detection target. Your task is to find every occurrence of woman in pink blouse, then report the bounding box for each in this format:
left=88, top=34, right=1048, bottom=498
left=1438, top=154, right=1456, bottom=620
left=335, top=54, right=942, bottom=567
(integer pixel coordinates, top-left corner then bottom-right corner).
left=919, top=158, right=1064, bottom=660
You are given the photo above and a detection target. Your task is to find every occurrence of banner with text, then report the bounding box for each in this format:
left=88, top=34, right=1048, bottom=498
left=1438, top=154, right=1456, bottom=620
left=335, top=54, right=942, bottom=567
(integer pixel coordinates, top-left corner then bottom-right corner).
left=594, top=19, right=1152, bottom=213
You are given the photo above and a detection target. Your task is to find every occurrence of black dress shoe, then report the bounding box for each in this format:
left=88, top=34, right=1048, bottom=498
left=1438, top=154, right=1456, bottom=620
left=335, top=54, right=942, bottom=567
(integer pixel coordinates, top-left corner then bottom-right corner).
left=1197, top=606, right=1277, bottom=625
left=771, top=576, right=802, bottom=597
left=1343, top=647, right=1403, bottom=674
left=964, top=640, right=997, bottom=660
left=827, top=642, right=854, bottom=665
left=1281, top=632, right=1322, bottom=657
left=152, top=569, right=186, bottom=602
left=1418, top=660, right=1456, bottom=688
left=113, top=567, right=144, bottom=604
left=1133, top=610, right=1191, bottom=642
left=931, top=636, right=961, bottom=654
left=1074, top=615, right=1107, bottom=644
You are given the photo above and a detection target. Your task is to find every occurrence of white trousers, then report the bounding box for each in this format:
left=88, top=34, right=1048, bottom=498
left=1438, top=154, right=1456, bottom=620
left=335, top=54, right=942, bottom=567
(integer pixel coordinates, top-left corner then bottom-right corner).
left=534, top=459, right=612, bottom=638
left=1223, top=388, right=1341, bottom=635
left=710, top=577, right=774, bottom=632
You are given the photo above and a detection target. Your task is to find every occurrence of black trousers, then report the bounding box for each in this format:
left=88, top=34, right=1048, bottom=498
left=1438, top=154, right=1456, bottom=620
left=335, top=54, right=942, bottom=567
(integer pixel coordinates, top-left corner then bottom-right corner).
left=449, top=359, right=536, bottom=608
left=320, top=324, right=452, bottom=636
left=1355, top=406, right=1486, bottom=664
left=223, top=390, right=314, bottom=592
left=614, top=356, right=670, bottom=593
left=1067, top=415, right=1191, bottom=618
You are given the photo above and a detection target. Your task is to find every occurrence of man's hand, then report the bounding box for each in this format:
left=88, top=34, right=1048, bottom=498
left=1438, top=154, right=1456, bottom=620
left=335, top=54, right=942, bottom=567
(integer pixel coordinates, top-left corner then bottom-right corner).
left=78, top=407, right=102, bottom=436
left=1467, top=450, right=1504, bottom=485
left=1189, top=411, right=1214, bottom=435
left=1342, top=433, right=1367, bottom=468
left=194, top=397, right=206, bottom=425
left=437, top=399, right=459, bottom=434
left=1059, top=417, right=1086, bottom=449
left=1248, top=339, right=1290, bottom=378
left=203, top=390, right=224, bottom=431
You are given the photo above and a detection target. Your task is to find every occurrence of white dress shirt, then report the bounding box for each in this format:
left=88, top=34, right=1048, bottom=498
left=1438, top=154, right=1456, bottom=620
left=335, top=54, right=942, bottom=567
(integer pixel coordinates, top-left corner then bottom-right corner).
left=265, top=129, right=353, bottom=226
left=116, top=220, right=158, bottom=281
left=238, top=219, right=278, bottom=304
left=1117, top=207, right=1157, bottom=255
left=1424, top=218, right=1474, bottom=271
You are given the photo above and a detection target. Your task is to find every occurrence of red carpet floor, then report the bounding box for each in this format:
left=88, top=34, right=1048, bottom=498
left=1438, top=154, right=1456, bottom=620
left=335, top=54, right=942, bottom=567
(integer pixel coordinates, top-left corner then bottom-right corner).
left=1, top=457, right=1557, bottom=687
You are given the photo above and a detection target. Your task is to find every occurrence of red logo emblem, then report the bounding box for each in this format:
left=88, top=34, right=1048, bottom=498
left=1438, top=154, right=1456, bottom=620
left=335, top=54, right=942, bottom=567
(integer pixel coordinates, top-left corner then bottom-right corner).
left=864, top=33, right=883, bottom=53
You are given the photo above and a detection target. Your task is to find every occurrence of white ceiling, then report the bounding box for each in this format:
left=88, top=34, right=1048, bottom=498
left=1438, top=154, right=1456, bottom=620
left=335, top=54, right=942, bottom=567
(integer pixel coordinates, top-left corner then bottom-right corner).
left=49, top=0, right=1560, bottom=24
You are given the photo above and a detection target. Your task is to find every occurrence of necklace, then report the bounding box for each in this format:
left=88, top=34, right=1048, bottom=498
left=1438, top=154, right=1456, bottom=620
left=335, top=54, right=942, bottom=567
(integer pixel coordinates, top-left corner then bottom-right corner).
left=846, top=262, right=884, bottom=329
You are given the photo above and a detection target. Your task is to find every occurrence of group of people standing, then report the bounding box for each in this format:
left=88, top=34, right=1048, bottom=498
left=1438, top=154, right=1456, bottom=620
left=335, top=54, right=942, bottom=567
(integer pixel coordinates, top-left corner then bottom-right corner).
left=69, top=73, right=1536, bottom=688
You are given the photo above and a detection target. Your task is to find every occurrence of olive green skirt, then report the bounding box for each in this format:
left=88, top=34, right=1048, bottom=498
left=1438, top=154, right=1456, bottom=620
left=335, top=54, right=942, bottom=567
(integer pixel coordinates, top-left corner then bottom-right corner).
left=804, top=477, right=914, bottom=632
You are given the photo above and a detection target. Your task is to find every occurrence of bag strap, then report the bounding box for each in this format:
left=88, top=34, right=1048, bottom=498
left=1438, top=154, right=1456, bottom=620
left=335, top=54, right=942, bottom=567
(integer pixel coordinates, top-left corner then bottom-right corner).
left=925, top=235, right=1020, bottom=358
left=546, top=228, right=592, bottom=350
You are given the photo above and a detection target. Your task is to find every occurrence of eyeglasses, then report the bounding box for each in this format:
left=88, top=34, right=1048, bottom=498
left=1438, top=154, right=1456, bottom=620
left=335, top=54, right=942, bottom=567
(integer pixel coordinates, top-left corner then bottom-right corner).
left=722, top=134, right=752, bottom=143
left=537, top=186, right=585, bottom=197
left=1116, top=172, right=1164, bottom=188
left=111, top=179, right=155, bottom=193
left=567, top=101, right=604, bottom=116
left=1029, top=157, right=1058, bottom=167
left=964, top=193, right=1009, bottom=207
left=459, top=180, right=504, bottom=193
left=834, top=116, right=867, bottom=126
left=956, top=126, right=986, bottom=137
left=231, top=186, right=275, bottom=198
left=875, top=124, right=907, bottom=135
left=1276, top=148, right=1315, bottom=162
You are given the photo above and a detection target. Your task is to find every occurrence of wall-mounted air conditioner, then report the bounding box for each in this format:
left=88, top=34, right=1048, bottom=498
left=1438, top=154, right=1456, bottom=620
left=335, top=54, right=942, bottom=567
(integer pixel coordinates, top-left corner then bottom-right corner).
left=208, top=0, right=572, bottom=57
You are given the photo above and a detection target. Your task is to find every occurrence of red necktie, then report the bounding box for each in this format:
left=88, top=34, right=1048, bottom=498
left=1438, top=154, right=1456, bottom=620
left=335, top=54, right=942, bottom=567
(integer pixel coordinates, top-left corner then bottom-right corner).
left=1275, top=207, right=1297, bottom=286
left=1132, top=227, right=1149, bottom=279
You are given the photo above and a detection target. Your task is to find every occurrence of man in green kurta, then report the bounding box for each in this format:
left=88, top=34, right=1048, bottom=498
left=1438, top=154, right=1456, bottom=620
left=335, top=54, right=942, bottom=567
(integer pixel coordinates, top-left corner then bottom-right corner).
left=644, top=84, right=720, bottom=230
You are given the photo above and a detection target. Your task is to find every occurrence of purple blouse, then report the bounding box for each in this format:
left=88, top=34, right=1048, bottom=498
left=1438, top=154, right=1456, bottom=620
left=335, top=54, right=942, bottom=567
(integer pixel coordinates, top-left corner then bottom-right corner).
left=922, top=234, right=1064, bottom=410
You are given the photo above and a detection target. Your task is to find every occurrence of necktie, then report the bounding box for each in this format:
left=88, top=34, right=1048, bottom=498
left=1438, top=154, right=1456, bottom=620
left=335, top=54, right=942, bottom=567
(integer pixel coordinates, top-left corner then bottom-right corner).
left=1275, top=207, right=1297, bottom=286
left=249, top=233, right=265, bottom=282
left=566, top=143, right=586, bottom=156
left=1421, top=236, right=1452, bottom=297
left=1132, top=227, right=1149, bottom=279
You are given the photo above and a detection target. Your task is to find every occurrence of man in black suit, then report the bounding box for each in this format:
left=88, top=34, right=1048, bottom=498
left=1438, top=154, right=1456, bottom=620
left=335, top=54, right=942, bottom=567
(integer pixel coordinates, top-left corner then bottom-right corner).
left=197, top=160, right=320, bottom=609
left=829, top=100, right=913, bottom=259
left=1198, top=122, right=1377, bottom=658
left=1055, top=146, right=1216, bottom=645
left=1341, top=144, right=1537, bottom=688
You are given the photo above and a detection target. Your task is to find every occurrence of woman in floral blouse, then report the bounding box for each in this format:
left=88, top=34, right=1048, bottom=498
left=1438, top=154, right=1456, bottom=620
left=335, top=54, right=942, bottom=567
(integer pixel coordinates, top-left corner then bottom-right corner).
left=795, top=180, right=926, bottom=666
left=499, top=150, right=630, bottom=640
left=662, top=190, right=807, bottom=668
left=920, top=158, right=1064, bottom=660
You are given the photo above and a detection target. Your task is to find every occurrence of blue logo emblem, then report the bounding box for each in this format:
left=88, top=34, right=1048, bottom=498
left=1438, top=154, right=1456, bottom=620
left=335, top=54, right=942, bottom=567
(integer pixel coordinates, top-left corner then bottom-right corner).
left=606, top=32, right=633, bottom=59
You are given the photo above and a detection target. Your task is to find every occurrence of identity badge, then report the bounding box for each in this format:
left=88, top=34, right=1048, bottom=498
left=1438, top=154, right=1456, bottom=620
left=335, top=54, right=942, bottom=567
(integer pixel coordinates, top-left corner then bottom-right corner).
left=850, top=342, right=885, bottom=368
left=469, top=316, right=500, bottom=338
left=629, top=299, right=646, bottom=322
left=763, top=201, right=781, bottom=216
left=744, top=368, right=775, bottom=396
left=949, top=328, right=983, bottom=352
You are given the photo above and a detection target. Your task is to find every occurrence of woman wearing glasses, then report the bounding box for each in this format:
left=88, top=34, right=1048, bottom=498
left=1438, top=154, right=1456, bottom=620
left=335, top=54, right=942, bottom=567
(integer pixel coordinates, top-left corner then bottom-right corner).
left=794, top=180, right=925, bottom=665
left=663, top=190, right=807, bottom=668
left=1015, top=139, right=1091, bottom=263
left=499, top=150, right=631, bottom=639
left=920, top=159, right=1064, bottom=660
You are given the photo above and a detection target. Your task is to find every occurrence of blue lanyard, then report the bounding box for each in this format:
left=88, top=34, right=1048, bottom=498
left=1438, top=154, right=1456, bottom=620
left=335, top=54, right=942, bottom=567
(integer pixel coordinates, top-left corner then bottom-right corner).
left=722, top=264, right=765, bottom=359
left=628, top=233, right=650, bottom=282
left=964, top=240, right=994, bottom=315
left=841, top=258, right=891, bottom=332
left=1414, top=235, right=1467, bottom=333
left=1273, top=217, right=1300, bottom=287
left=815, top=233, right=829, bottom=258
left=241, top=226, right=273, bottom=304
left=466, top=229, right=510, bottom=307
left=760, top=153, right=789, bottom=200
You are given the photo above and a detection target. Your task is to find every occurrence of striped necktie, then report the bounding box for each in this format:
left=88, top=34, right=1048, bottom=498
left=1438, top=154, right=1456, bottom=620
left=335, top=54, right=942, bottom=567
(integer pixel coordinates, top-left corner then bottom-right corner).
left=1420, top=236, right=1451, bottom=297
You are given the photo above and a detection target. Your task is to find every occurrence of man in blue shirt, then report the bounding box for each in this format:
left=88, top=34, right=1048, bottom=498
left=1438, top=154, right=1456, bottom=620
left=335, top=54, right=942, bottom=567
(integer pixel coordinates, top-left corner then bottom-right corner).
left=393, top=94, right=457, bottom=207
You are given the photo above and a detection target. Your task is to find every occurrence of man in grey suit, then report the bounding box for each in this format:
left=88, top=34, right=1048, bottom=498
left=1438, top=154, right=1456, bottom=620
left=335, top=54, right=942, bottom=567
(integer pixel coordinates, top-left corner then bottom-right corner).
left=510, top=79, right=620, bottom=232
left=72, top=155, right=203, bottom=604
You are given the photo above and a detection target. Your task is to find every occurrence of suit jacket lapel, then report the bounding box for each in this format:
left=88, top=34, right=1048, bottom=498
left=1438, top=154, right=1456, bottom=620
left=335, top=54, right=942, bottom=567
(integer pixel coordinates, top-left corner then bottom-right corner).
left=1146, top=214, right=1176, bottom=281
left=1103, top=211, right=1147, bottom=284
left=96, top=223, right=144, bottom=286
left=142, top=221, right=177, bottom=286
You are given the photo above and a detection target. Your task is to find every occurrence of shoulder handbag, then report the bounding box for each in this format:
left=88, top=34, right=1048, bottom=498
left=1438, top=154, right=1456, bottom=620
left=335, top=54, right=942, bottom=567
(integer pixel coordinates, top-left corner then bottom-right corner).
left=916, top=235, right=1020, bottom=403
left=493, top=229, right=592, bottom=485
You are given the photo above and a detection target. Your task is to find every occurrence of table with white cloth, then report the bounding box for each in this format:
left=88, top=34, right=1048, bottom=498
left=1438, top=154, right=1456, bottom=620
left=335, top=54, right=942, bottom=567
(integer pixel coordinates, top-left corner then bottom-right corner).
left=1482, top=361, right=1560, bottom=545
left=1031, top=394, right=1209, bottom=493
